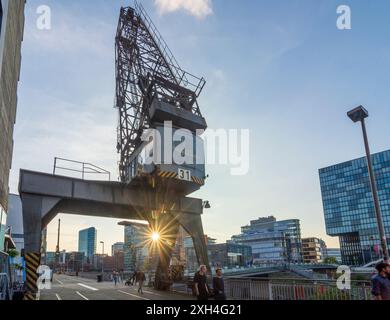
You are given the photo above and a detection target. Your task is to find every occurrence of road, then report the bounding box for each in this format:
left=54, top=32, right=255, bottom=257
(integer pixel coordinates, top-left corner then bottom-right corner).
left=39, top=274, right=194, bottom=301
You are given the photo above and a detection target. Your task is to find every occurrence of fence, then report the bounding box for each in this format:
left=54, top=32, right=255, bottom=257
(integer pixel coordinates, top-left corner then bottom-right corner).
left=53, top=157, right=111, bottom=181
left=225, top=277, right=372, bottom=301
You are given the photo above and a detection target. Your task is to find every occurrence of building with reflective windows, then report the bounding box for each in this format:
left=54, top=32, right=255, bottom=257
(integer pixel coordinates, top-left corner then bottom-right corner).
left=231, top=216, right=303, bottom=264
left=78, top=227, right=97, bottom=260
left=319, top=150, right=390, bottom=266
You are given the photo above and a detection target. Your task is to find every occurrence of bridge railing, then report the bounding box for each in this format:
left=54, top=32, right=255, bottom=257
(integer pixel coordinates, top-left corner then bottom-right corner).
left=53, top=157, right=111, bottom=181
left=224, top=277, right=372, bottom=301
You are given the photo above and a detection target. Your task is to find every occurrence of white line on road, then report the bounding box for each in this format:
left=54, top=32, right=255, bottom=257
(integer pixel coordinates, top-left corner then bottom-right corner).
left=56, top=279, right=64, bottom=285
left=143, top=290, right=161, bottom=296
left=77, top=283, right=99, bottom=291
left=55, top=294, right=62, bottom=301
left=118, top=290, right=150, bottom=300
left=76, top=291, right=89, bottom=300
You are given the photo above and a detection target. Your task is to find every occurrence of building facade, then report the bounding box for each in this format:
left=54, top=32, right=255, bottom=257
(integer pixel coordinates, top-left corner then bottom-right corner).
left=301, top=237, right=327, bottom=264
left=231, top=216, right=303, bottom=264
left=320, top=150, right=390, bottom=265
left=0, top=0, right=25, bottom=258
left=208, top=242, right=252, bottom=269
left=112, top=242, right=124, bottom=256
left=78, top=227, right=97, bottom=261
left=123, top=224, right=149, bottom=272
left=325, top=248, right=342, bottom=263
left=6, top=194, right=23, bottom=253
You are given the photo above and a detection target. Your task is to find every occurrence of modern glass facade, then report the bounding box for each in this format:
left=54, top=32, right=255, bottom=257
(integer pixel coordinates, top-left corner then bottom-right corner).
left=319, top=150, right=390, bottom=266
left=78, top=227, right=97, bottom=260
left=231, top=216, right=302, bottom=264
left=208, top=242, right=253, bottom=268
left=124, top=225, right=149, bottom=272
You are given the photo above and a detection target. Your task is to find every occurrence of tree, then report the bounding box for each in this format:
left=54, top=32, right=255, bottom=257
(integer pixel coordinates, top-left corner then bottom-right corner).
left=324, top=256, right=338, bottom=264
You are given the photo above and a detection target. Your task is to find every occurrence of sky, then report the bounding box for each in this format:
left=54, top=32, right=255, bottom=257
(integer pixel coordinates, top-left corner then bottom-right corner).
left=8, top=0, right=390, bottom=253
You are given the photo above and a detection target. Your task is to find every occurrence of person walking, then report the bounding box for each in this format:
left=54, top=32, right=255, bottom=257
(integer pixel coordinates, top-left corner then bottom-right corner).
left=372, top=261, right=390, bottom=300
left=193, top=265, right=210, bottom=300
left=213, top=268, right=226, bottom=300
left=137, top=270, right=146, bottom=294
left=131, top=270, right=137, bottom=286
left=113, top=270, right=118, bottom=286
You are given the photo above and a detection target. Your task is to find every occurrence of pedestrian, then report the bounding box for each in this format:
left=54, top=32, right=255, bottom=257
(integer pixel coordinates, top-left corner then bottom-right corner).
left=371, top=261, right=390, bottom=300
left=137, top=270, right=146, bottom=294
left=213, top=268, right=226, bottom=300
left=113, top=270, right=118, bottom=286
left=193, top=265, right=210, bottom=300
left=131, top=271, right=137, bottom=285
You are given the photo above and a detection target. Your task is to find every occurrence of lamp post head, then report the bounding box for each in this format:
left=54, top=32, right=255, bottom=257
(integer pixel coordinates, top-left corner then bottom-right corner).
left=347, top=106, right=369, bottom=123
left=203, top=201, right=211, bottom=209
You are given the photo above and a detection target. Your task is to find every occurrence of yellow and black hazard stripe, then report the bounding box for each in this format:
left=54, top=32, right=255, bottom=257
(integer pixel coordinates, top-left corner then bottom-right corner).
left=192, top=176, right=205, bottom=186
left=24, top=252, right=41, bottom=300
left=158, top=171, right=178, bottom=179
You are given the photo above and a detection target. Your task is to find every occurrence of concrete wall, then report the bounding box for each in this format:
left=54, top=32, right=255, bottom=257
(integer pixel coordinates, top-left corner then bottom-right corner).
left=0, top=0, right=25, bottom=212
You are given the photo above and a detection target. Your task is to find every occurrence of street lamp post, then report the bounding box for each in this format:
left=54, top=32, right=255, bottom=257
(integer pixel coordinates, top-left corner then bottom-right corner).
left=100, top=241, right=105, bottom=276
left=347, top=106, right=389, bottom=263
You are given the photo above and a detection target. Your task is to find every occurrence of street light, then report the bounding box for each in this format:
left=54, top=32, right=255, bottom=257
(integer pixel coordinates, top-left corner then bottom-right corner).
left=347, top=106, right=389, bottom=263
left=100, top=241, right=105, bottom=275
left=203, top=201, right=211, bottom=209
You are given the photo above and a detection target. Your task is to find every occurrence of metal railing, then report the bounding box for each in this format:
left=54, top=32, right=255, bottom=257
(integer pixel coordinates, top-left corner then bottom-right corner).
left=53, top=157, right=111, bottom=181
left=224, top=277, right=372, bottom=301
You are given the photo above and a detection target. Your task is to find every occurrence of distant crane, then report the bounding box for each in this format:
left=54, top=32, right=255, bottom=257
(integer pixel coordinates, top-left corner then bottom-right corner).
left=55, top=219, right=61, bottom=266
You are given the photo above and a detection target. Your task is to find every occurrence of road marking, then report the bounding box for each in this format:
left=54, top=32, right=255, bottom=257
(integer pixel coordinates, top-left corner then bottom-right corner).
left=76, top=291, right=89, bottom=300
left=118, top=290, right=150, bottom=300
left=77, top=283, right=99, bottom=291
left=55, top=294, right=61, bottom=300
left=143, top=290, right=161, bottom=296
left=56, top=279, right=64, bottom=285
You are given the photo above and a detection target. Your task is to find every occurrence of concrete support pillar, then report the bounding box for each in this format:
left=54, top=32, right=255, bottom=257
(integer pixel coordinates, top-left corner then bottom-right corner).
left=177, top=212, right=210, bottom=272
left=21, top=194, right=43, bottom=253
left=152, top=213, right=180, bottom=290
left=21, top=194, right=43, bottom=299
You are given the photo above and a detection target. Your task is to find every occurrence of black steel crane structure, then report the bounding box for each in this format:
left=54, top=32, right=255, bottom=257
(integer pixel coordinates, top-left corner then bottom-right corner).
left=115, top=2, right=206, bottom=183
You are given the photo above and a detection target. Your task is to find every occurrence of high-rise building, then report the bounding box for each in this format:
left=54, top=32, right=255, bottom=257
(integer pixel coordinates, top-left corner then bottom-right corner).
left=78, top=227, right=97, bottom=260
left=231, top=216, right=303, bottom=264
left=325, top=248, right=342, bottom=263
left=123, top=223, right=149, bottom=272
left=301, top=237, right=327, bottom=264
left=112, top=242, right=124, bottom=256
left=0, top=0, right=25, bottom=261
left=319, top=150, right=390, bottom=265
left=208, top=242, right=253, bottom=269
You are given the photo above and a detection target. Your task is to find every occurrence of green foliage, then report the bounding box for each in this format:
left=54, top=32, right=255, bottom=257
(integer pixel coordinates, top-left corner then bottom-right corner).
left=7, top=249, right=19, bottom=258
left=324, top=256, right=338, bottom=264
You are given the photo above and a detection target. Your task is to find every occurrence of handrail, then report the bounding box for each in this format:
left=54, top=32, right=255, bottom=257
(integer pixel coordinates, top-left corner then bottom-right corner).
left=53, top=157, right=111, bottom=181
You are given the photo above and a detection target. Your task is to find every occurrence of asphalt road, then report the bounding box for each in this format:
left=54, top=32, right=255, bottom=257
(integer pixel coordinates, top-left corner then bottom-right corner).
left=39, top=274, right=194, bottom=301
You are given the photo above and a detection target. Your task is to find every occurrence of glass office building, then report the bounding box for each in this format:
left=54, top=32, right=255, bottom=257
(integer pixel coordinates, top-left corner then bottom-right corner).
left=78, top=227, right=97, bottom=260
left=319, top=150, right=390, bottom=266
left=231, top=216, right=303, bottom=264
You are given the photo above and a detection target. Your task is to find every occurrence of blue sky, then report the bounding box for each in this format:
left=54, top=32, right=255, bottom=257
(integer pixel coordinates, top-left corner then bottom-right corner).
left=9, top=0, right=390, bottom=252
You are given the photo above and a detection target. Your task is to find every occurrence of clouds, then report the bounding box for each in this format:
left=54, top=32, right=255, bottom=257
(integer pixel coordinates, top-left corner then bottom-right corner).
left=154, top=0, right=213, bottom=19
